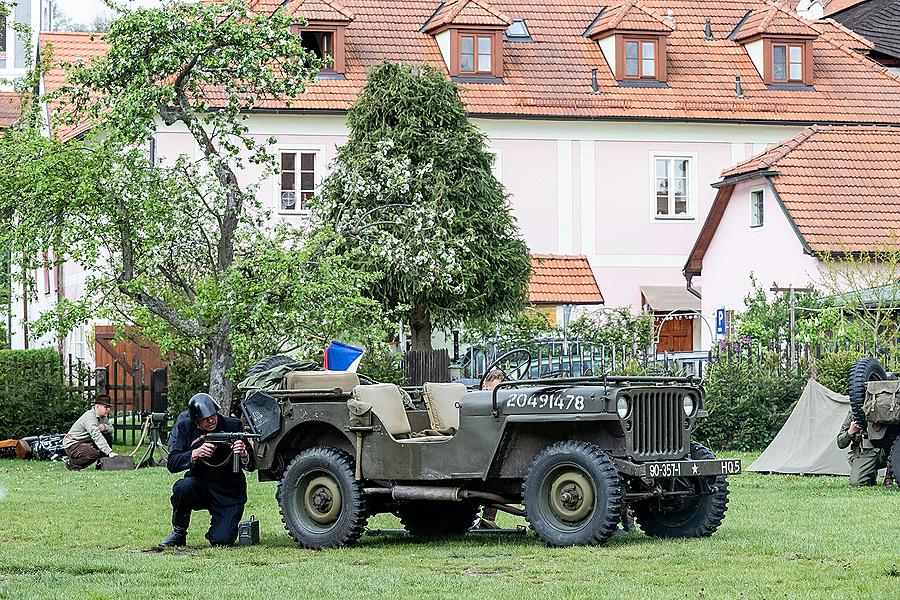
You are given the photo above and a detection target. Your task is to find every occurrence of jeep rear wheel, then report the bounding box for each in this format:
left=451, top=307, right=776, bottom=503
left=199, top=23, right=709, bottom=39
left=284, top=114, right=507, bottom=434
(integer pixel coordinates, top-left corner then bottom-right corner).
left=396, top=501, right=480, bottom=538
left=523, top=441, right=624, bottom=547
left=633, top=442, right=729, bottom=538
left=277, top=447, right=368, bottom=549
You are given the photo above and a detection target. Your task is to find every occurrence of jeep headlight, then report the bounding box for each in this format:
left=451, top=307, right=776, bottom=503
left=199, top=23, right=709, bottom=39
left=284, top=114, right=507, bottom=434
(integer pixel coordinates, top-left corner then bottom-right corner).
left=682, top=395, right=696, bottom=417
left=616, top=397, right=631, bottom=419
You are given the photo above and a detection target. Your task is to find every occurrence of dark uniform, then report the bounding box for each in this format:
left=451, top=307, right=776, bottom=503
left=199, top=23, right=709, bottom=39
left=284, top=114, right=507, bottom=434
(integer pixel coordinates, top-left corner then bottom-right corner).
left=836, top=410, right=887, bottom=486
left=166, top=411, right=255, bottom=545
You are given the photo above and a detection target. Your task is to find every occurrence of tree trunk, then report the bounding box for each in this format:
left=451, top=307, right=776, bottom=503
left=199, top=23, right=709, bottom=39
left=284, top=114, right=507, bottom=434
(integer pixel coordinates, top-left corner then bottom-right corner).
left=409, top=305, right=433, bottom=351
left=208, top=319, right=235, bottom=413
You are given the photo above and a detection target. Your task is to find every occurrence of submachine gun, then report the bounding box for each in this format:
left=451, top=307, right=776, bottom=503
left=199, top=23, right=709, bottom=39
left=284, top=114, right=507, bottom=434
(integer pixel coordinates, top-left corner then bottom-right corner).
left=193, top=432, right=261, bottom=473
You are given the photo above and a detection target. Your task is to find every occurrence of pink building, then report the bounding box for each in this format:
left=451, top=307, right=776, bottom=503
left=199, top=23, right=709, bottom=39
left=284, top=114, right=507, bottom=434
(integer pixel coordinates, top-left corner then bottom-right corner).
left=11, top=0, right=900, bottom=357
left=685, top=124, right=900, bottom=348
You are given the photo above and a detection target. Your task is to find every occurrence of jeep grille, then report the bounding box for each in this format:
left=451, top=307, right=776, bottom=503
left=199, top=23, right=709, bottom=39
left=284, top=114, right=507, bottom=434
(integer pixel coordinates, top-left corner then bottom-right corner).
left=629, top=390, right=687, bottom=460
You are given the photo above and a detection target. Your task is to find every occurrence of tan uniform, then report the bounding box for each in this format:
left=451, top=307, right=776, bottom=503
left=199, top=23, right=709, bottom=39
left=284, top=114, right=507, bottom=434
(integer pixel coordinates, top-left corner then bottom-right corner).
left=837, top=411, right=887, bottom=486
left=63, top=407, right=115, bottom=470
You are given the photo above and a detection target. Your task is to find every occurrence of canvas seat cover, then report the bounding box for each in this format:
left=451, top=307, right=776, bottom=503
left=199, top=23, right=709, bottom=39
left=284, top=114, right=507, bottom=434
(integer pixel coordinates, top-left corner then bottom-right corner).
left=285, top=370, right=360, bottom=394
left=423, top=382, right=466, bottom=431
left=352, top=384, right=451, bottom=444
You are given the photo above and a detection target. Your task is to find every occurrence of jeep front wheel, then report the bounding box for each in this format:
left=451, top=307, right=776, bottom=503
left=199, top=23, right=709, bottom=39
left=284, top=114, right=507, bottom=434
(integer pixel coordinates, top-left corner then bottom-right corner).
left=522, top=441, right=624, bottom=547
left=277, top=447, right=368, bottom=549
left=633, top=442, right=729, bottom=538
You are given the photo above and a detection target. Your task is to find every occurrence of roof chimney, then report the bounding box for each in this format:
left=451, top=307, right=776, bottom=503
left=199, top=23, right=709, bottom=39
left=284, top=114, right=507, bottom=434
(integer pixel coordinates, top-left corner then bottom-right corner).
left=591, top=68, right=600, bottom=94
left=735, top=75, right=745, bottom=99
left=665, top=9, right=675, bottom=25
left=705, top=17, right=714, bottom=41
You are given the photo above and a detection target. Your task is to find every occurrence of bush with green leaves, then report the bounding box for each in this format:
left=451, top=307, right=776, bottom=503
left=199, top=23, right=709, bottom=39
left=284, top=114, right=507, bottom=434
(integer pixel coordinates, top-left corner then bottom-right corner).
left=696, top=354, right=807, bottom=451
left=813, top=350, right=863, bottom=395
left=0, top=348, right=83, bottom=439
left=568, top=307, right=653, bottom=349
left=358, top=345, right=408, bottom=386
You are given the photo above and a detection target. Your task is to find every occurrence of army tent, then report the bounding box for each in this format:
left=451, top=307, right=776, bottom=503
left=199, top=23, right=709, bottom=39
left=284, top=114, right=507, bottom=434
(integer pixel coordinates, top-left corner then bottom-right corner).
left=747, top=379, right=850, bottom=476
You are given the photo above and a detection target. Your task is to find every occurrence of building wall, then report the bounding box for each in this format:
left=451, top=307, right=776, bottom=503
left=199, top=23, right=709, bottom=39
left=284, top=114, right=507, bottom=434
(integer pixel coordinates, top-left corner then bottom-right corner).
left=9, top=113, right=802, bottom=353
left=698, top=178, right=821, bottom=349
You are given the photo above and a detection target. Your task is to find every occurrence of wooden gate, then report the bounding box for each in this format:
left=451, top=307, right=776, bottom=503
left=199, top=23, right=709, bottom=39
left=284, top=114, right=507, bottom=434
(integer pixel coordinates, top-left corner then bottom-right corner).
left=94, top=326, right=168, bottom=445
left=402, top=349, right=450, bottom=386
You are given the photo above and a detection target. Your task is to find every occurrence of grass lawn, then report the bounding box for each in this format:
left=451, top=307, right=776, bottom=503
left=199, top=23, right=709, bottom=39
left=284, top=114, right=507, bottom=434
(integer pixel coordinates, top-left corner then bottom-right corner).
left=0, top=452, right=897, bottom=599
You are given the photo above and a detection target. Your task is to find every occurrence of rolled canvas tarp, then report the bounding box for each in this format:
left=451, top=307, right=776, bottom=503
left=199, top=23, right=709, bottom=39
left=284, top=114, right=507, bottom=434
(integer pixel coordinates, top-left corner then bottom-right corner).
left=747, top=379, right=851, bottom=476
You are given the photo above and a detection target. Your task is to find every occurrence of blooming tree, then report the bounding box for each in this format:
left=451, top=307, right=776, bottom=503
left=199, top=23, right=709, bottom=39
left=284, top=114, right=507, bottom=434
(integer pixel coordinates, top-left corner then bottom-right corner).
left=0, top=0, right=385, bottom=410
left=313, top=62, right=531, bottom=349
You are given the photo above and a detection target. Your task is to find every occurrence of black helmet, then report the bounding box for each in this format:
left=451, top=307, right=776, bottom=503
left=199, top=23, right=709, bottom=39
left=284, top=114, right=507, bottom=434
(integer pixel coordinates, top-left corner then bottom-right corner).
left=188, top=393, right=221, bottom=423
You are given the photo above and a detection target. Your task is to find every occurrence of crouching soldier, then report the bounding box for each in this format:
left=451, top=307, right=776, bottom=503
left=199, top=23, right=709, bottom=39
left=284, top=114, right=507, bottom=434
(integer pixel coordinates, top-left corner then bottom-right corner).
left=837, top=410, right=887, bottom=486
left=157, top=393, right=254, bottom=549
left=62, top=394, right=118, bottom=470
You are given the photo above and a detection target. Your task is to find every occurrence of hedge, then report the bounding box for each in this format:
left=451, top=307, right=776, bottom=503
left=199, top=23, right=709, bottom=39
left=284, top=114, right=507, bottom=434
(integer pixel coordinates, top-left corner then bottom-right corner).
left=0, top=348, right=83, bottom=439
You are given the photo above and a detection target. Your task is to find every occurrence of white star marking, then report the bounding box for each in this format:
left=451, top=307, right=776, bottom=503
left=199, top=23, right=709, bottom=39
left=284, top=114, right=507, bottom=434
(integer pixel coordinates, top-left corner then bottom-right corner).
left=691, top=464, right=699, bottom=475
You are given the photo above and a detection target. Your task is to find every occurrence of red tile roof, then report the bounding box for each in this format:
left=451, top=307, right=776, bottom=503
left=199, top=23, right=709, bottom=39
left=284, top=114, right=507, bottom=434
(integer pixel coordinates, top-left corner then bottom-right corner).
left=38, top=1, right=900, bottom=129
left=733, top=4, right=820, bottom=41
left=587, top=0, right=675, bottom=38
left=0, top=92, right=23, bottom=129
left=529, top=254, right=604, bottom=305
left=824, top=0, right=870, bottom=16
left=279, top=0, right=355, bottom=22
left=687, top=124, right=900, bottom=276
left=424, top=0, right=512, bottom=33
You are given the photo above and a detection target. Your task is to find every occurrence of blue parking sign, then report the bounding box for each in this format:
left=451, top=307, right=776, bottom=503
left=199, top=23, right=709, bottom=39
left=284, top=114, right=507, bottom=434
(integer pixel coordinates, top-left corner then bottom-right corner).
left=716, top=308, right=726, bottom=335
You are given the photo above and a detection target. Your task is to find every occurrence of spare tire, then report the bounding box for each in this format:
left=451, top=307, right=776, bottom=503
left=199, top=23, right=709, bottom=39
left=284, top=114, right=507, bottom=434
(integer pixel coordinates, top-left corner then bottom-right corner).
left=848, top=358, right=886, bottom=428
left=244, top=354, right=296, bottom=379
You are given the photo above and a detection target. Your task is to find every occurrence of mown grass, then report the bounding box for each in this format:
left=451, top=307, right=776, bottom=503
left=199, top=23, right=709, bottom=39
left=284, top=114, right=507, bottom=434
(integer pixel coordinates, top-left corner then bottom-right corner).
left=0, top=453, right=897, bottom=600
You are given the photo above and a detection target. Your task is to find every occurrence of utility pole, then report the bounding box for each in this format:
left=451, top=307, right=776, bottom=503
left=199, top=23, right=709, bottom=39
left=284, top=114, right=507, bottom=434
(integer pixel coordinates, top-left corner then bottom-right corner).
left=771, top=285, right=813, bottom=365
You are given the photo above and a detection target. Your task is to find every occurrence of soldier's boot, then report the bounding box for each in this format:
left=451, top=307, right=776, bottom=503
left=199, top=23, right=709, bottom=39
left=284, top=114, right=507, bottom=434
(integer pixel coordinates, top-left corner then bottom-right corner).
left=157, top=511, right=190, bottom=549
left=622, top=505, right=636, bottom=533
left=885, top=465, right=895, bottom=487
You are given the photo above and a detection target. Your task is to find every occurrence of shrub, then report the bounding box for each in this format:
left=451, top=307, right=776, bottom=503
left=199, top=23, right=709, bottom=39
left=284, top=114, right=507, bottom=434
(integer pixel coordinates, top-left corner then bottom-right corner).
left=359, top=345, right=408, bottom=386
left=814, top=350, right=863, bottom=395
left=696, top=355, right=807, bottom=452
left=0, top=348, right=82, bottom=439
left=167, top=353, right=211, bottom=418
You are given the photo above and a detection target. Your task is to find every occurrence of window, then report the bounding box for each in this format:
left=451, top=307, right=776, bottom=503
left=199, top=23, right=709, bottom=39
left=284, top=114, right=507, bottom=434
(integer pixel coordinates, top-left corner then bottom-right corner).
left=43, top=252, right=50, bottom=296
left=654, top=157, right=691, bottom=219
left=301, top=30, right=334, bottom=65
left=772, top=43, right=804, bottom=82
left=280, top=151, right=318, bottom=212
left=750, top=188, right=764, bottom=227
left=0, top=14, right=6, bottom=68
left=505, top=19, right=531, bottom=41
left=624, top=38, right=656, bottom=79
left=460, top=34, right=492, bottom=74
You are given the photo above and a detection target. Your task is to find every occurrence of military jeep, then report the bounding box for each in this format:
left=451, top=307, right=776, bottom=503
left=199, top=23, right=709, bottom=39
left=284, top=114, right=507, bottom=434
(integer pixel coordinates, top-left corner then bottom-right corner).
left=241, top=351, right=739, bottom=549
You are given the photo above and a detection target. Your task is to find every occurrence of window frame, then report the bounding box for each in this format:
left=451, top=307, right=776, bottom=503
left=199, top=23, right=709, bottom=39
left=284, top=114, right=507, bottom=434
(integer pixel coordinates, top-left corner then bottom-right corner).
left=649, top=152, right=698, bottom=222
left=763, top=37, right=813, bottom=85
left=291, top=23, right=347, bottom=74
left=276, top=145, right=326, bottom=215
left=615, top=34, right=667, bottom=82
left=450, top=29, right=504, bottom=78
left=749, top=186, right=765, bottom=228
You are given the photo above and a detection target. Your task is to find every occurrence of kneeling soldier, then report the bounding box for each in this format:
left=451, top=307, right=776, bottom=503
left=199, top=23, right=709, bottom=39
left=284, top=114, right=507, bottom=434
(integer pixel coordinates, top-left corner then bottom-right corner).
left=837, top=410, right=887, bottom=486
left=157, top=393, right=254, bottom=548
left=62, top=394, right=117, bottom=470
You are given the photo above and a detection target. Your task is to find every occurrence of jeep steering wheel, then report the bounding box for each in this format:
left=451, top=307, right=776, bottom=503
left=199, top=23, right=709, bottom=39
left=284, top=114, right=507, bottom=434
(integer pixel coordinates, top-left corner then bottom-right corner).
left=480, top=348, right=532, bottom=389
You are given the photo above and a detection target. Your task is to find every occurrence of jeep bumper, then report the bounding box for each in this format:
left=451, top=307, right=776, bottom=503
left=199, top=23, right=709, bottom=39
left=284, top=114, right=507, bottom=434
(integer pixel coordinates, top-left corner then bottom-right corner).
left=613, top=458, right=742, bottom=478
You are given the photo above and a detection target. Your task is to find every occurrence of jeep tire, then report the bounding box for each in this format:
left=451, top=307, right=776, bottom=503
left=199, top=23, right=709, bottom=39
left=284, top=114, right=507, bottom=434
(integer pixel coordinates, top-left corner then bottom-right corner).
left=633, top=442, right=729, bottom=538
left=245, top=354, right=296, bottom=379
left=522, top=441, right=624, bottom=547
left=848, top=358, right=886, bottom=428
left=396, top=501, right=480, bottom=538
left=277, top=447, right=368, bottom=549
left=891, top=434, right=900, bottom=485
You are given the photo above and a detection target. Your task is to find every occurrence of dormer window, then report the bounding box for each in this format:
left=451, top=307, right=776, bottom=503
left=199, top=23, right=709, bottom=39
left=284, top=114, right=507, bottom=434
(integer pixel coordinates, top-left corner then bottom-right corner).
left=732, top=6, right=817, bottom=87
left=423, top=0, right=511, bottom=81
left=586, top=1, right=674, bottom=86
left=624, top=37, right=657, bottom=78
left=281, top=0, right=354, bottom=76
left=460, top=33, right=493, bottom=74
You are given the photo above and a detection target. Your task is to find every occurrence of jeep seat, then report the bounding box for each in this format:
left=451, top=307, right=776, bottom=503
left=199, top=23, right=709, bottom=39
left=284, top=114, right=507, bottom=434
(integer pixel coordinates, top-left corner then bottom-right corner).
left=423, top=382, right=466, bottom=431
left=284, top=370, right=359, bottom=394
left=352, top=384, right=452, bottom=443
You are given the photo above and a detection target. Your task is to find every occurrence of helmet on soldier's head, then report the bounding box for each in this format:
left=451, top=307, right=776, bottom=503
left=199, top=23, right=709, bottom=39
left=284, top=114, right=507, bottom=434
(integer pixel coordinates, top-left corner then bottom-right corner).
left=188, top=393, right=220, bottom=423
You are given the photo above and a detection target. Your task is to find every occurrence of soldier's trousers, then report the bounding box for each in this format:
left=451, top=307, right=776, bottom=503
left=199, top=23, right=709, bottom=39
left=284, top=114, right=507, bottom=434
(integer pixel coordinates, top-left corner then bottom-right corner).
left=170, top=477, right=244, bottom=546
left=849, top=448, right=888, bottom=486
